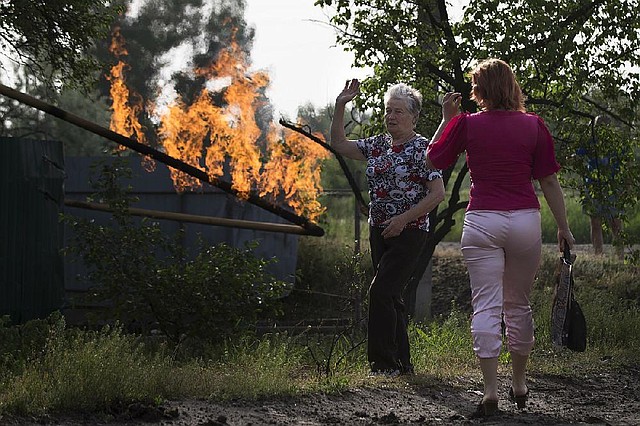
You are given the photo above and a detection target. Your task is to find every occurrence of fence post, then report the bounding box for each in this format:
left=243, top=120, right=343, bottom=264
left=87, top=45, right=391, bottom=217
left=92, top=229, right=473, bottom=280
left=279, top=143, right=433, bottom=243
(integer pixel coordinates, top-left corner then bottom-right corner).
left=353, top=186, right=363, bottom=324
left=412, top=259, right=433, bottom=322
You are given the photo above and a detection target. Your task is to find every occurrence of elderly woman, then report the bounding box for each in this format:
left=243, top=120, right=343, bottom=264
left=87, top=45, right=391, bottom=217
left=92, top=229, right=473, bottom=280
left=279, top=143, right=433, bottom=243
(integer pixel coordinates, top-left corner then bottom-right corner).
left=427, top=59, right=575, bottom=416
left=331, top=79, right=445, bottom=376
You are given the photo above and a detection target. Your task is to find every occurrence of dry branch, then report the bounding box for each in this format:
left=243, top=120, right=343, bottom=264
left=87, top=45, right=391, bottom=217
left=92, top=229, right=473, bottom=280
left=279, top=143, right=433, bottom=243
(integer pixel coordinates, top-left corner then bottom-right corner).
left=278, top=119, right=369, bottom=216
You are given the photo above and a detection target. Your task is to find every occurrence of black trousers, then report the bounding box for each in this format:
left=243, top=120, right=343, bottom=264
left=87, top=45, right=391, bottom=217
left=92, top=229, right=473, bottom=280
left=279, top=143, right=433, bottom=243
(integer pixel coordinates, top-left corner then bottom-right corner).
left=367, top=226, right=428, bottom=372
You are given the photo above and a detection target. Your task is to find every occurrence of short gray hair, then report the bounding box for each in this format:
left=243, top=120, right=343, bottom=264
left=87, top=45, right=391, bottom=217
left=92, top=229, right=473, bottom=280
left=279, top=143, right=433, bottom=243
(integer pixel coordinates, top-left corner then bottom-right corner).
left=384, top=83, right=423, bottom=117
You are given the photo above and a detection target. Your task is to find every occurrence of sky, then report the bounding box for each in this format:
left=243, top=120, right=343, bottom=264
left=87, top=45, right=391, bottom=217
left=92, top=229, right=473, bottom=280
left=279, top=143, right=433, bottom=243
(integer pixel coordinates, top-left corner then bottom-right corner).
left=244, top=0, right=467, bottom=119
left=0, top=0, right=465, bottom=118
left=0, top=0, right=362, bottom=116
left=244, top=0, right=370, bottom=119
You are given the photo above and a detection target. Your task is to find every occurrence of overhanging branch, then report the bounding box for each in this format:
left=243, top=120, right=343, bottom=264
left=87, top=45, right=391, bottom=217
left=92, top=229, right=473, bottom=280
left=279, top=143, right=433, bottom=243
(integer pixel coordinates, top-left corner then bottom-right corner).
left=581, top=96, right=635, bottom=129
left=279, top=119, right=369, bottom=216
left=525, top=97, right=595, bottom=119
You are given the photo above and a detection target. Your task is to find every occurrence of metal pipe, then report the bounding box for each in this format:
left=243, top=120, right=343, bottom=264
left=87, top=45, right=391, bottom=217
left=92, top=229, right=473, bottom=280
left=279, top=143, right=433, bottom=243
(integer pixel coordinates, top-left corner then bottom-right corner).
left=0, top=83, right=324, bottom=237
left=64, top=199, right=315, bottom=235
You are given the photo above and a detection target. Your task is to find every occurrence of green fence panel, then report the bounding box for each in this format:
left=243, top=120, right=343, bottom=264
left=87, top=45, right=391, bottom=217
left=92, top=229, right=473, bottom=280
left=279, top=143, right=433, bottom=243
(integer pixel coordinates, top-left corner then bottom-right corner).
left=0, top=137, right=65, bottom=323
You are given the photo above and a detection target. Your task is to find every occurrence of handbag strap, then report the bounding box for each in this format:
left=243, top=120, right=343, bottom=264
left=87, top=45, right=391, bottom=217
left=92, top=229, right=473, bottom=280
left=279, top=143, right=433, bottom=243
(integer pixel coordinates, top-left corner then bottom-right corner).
left=563, top=239, right=572, bottom=264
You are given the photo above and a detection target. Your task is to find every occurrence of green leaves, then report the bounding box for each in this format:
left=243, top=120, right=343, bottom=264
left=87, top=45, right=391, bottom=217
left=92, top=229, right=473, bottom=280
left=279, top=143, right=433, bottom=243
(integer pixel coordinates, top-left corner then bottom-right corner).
left=63, top=158, right=289, bottom=348
left=0, top=0, right=123, bottom=89
left=318, top=0, right=640, bottom=254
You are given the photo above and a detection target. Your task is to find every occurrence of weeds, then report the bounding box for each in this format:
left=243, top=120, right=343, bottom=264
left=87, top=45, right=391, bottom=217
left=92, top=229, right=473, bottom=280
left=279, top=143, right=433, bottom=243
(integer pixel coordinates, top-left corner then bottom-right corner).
left=0, top=315, right=172, bottom=415
left=410, top=309, right=475, bottom=376
left=2, top=239, right=639, bottom=419
left=529, top=248, right=640, bottom=375
left=303, top=323, right=367, bottom=378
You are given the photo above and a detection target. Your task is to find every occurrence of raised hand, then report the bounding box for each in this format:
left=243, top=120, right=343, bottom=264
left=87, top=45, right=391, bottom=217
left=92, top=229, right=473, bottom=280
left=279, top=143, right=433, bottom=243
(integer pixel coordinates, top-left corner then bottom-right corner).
left=336, top=79, right=360, bottom=106
left=442, top=91, right=462, bottom=121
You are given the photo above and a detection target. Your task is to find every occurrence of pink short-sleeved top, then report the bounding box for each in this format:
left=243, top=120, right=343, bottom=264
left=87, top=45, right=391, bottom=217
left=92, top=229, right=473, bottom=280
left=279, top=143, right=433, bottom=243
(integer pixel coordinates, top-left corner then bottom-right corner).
left=427, top=110, right=560, bottom=211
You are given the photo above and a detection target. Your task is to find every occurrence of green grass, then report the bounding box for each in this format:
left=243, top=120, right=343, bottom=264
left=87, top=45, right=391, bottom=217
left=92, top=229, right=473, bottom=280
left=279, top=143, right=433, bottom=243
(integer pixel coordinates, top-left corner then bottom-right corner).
left=1, top=244, right=639, bottom=418
left=528, top=249, right=640, bottom=376
left=409, top=310, right=475, bottom=376
left=0, top=318, right=173, bottom=415
left=166, top=333, right=312, bottom=400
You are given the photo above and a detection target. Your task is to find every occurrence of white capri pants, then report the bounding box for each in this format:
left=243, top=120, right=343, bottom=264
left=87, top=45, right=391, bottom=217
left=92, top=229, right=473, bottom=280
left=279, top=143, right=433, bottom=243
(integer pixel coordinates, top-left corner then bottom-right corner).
left=461, top=209, right=542, bottom=358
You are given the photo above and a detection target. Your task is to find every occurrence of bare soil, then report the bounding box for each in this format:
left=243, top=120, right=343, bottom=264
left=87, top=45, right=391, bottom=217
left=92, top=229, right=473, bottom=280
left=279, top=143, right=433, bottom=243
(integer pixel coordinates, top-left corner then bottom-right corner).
left=157, top=366, right=640, bottom=425
left=6, top=244, right=640, bottom=426
left=8, top=367, right=640, bottom=425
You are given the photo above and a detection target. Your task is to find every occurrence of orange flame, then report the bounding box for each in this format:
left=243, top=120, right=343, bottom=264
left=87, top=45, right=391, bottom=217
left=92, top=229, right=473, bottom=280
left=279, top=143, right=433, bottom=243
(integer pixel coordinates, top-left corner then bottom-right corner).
left=107, top=28, right=328, bottom=222
left=194, top=37, right=266, bottom=197
left=260, top=124, right=328, bottom=220
left=107, top=28, right=147, bottom=150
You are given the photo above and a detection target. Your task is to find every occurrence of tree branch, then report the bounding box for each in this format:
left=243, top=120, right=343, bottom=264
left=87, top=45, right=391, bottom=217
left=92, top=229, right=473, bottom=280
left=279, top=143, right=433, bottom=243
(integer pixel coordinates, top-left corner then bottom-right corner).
left=525, top=97, right=595, bottom=119
left=581, top=96, right=636, bottom=129
left=432, top=163, right=469, bottom=240
left=279, top=119, right=369, bottom=216
left=512, top=0, right=607, bottom=54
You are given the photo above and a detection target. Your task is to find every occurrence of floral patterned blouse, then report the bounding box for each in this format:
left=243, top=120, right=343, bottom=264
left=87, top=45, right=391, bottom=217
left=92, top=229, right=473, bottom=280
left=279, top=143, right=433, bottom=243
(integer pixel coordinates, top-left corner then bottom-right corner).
left=356, top=133, right=442, bottom=232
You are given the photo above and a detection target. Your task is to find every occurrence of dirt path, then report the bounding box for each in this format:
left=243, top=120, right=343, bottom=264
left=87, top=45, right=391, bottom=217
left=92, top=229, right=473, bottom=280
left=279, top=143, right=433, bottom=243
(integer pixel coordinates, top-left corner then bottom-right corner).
left=10, top=365, right=635, bottom=426
left=150, top=367, right=639, bottom=425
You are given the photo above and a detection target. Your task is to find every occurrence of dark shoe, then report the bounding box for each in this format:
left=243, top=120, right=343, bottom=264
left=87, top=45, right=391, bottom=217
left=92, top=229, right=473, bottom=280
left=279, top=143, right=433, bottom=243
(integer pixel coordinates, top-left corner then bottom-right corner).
left=400, top=365, right=415, bottom=376
left=368, top=369, right=400, bottom=378
left=508, top=387, right=529, bottom=409
left=472, top=399, right=499, bottom=418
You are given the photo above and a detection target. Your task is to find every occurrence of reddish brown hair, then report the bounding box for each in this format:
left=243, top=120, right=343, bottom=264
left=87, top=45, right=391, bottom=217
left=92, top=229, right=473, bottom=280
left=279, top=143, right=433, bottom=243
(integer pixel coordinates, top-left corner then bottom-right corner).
left=470, top=58, right=526, bottom=112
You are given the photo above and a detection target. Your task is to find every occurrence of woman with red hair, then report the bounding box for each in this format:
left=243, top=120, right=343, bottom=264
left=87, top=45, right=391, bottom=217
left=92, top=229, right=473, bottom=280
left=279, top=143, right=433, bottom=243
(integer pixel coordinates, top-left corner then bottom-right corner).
left=427, top=58, right=575, bottom=416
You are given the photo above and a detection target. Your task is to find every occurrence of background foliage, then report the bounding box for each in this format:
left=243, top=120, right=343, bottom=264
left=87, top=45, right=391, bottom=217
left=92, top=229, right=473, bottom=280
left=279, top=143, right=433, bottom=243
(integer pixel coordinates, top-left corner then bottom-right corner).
left=0, top=0, right=122, bottom=89
left=63, top=158, right=288, bottom=349
left=315, top=0, right=640, bottom=257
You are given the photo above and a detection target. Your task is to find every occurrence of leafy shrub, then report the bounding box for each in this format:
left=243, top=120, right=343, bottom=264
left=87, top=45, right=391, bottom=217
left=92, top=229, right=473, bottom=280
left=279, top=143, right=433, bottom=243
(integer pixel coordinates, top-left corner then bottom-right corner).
left=63, top=158, right=289, bottom=347
left=0, top=313, right=62, bottom=381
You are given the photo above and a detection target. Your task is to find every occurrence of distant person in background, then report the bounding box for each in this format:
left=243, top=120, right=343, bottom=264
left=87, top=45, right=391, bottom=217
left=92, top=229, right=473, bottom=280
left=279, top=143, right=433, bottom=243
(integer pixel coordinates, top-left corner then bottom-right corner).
left=426, top=58, right=575, bottom=416
left=582, top=176, right=624, bottom=259
left=330, top=79, right=445, bottom=376
left=577, top=115, right=624, bottom=259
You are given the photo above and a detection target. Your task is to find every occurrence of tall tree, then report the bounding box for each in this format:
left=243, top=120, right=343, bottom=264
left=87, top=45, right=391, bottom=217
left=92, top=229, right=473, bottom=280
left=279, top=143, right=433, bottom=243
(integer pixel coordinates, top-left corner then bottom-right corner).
left=314, top=0, right=640, bottom=308
left=318, top=0, right=639, bottom=227
left=0, top=1, right=125, bottom=153
left=0, top=0, right=122, bottom=89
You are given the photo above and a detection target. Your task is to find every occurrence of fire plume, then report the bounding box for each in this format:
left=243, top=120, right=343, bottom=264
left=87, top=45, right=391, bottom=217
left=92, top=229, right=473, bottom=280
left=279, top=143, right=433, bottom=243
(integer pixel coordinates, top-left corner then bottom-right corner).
left=106, top=27, right=147, bottom=152
left=260, top=125, right=328, bottom=219
left=107, top=30, right=328, bottom=222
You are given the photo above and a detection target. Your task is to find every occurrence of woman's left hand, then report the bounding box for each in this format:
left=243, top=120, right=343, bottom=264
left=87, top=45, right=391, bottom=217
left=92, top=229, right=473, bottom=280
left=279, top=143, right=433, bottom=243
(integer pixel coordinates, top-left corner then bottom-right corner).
left=558, top=228, right=576, bottom=251
left=381, top=215, right=408, bottom=239
left=442, top=92, right=462, bottom=121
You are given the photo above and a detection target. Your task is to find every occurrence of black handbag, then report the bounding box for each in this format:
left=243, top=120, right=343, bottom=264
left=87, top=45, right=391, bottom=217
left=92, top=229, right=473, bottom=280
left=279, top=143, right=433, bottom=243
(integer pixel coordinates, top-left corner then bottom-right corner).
left=550, top=244, right=587, bottom=352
